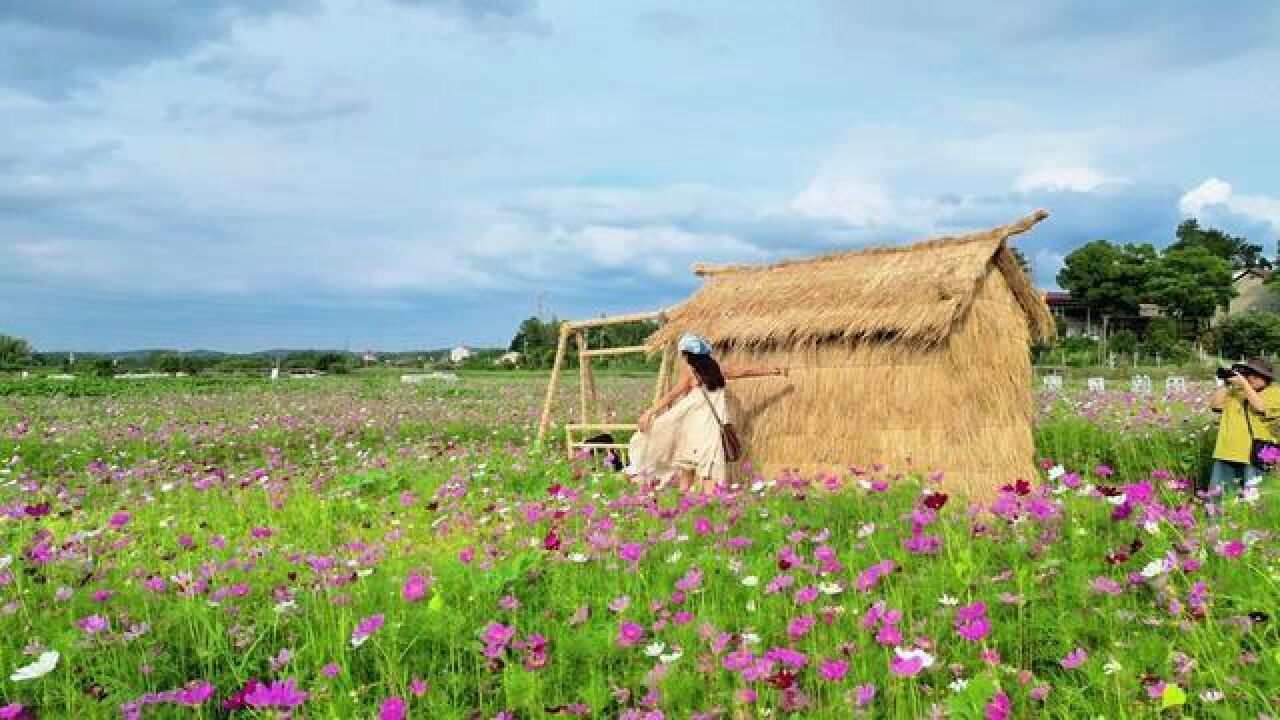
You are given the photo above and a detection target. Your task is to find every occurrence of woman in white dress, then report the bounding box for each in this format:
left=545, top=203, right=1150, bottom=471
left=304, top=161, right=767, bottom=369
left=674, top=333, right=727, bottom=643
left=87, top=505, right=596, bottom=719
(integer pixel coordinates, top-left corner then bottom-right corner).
left=626, top=333, right=786, bottom=494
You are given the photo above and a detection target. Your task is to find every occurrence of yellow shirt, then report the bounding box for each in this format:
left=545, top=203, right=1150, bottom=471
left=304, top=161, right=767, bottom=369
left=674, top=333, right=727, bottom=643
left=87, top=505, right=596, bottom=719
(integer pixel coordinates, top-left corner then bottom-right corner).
left=1213, top=386, right=1280, bottom=463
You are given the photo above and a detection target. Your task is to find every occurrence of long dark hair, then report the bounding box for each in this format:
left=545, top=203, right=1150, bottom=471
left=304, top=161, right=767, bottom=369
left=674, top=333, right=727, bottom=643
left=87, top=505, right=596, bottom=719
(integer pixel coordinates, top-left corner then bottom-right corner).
left=683, top=351, right=725, bottom=391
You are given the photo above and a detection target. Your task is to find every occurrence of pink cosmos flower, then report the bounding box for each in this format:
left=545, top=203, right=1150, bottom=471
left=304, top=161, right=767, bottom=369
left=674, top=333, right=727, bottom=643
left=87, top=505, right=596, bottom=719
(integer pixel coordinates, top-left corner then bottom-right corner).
left=889, top=647, right=933, bottom=677
left=985, top=690, right=1010, bottom=720
left=0, top=703, right=32, bottom=720
left=793, top=585, right=819, bottom=604
left=618, top=543, right=645, bottom=564
left=109, top=512, right=131, bottom=528
left=379, top=696, right=407, bottom=720
left=403, top=573, right=430, bottom=602
left=818, top=658, right=848, bottom=682
left=788, top=615, right=816, bottom=640
left=410, top=679, right=428, bottom=697
left=244, top=678, right=308, bottom=710
left=320, top=663, right=341, bottom=678
left=1029, top=684, right=1050, bottom=701
left=350, top=614, right=385, bottom=647
left=1216, top=540, right=1245, bottom=558
left=617, top=622, right=645, bottom=648
left=78, top=614, right=109, bottom=634
left=854, top=683, right=876, bottom=707
left=1060, top=648, right=1088, bottom=669
left=1090, top=577, right=1123, bottom=596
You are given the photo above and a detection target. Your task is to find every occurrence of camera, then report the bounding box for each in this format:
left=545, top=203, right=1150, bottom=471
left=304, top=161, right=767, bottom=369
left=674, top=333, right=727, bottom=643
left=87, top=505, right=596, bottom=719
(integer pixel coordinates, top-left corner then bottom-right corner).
left=1215, top=367, right=1237, bottom=381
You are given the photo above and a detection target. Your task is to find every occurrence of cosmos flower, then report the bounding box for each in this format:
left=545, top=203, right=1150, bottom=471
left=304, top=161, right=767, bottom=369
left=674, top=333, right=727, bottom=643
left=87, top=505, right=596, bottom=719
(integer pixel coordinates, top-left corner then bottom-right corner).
left=9, top=650, right=59, bottom=682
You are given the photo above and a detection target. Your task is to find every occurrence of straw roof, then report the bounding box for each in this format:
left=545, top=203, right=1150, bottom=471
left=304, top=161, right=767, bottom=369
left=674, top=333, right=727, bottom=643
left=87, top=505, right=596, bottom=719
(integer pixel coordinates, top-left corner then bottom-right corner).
left=648, top=210, right=1055, bottom=350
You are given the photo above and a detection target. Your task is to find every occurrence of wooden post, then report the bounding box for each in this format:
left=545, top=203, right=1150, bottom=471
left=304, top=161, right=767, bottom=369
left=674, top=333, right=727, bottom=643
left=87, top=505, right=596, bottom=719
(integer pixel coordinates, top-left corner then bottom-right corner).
left=535, top=324, right=571, bottom=448
left=575, top=330, right=591, bottom=424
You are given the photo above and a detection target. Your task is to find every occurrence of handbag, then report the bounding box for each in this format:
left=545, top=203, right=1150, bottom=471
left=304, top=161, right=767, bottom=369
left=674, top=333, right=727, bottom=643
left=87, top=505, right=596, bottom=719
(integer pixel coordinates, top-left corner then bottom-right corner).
left=1241, top=399, right=1277, bottom=468
left=698, top=385, right=742, bottom=463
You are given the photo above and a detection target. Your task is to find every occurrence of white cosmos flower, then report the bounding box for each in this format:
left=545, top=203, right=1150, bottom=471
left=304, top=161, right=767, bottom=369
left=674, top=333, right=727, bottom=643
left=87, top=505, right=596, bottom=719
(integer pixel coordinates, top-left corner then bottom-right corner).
left=1106, top=494, right=1127, bottom=506
left=893, top=647, right=935, bottom=668
left=741, top=576, right=759, bottom=587
left=1102, top=659, right=1122, bottom=675
left=948, top=678, right=968, bottom=692
left=745, top=600, right=757, bottom=613
left=659, top=649, right=682, bottom=664
left=741, top=632, right=760, bottom=645
left=818, top=582, right=843, bottom=595
left=938, top=594, right=959, bottom=607
left=856, top=523, right=876, bottom=539
left=666, top=552, right=682, bottom=564
left=643, top=642, right=665, bottom=657
left=568, top=552, right=589, bottom=563
left=1143, top=521, right=1161, bottom=535
left=1047, top=465, right=1065, bottom=481
left=11, top=650, right=59, bottom=681
left=1200, top=689, right=1224, bottom=703
left=1140, top=558, right=1168, bottom=579
left=0, top=555, right=11, bottom=570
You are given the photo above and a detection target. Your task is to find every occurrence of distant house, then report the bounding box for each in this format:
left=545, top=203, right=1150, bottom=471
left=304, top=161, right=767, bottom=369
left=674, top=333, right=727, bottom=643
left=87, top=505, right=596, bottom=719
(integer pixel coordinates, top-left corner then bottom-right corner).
left=450, top=346, right=473, bottom=364
left=361, top=350, right=378, bottom=364
left=1043, top=291, right=1163, bottom=338
left=494, top=351, right=521, bottom=366
left=1223, top=268, right=1280, bottom=318
left=1044, top=291, right=1091, bottom=337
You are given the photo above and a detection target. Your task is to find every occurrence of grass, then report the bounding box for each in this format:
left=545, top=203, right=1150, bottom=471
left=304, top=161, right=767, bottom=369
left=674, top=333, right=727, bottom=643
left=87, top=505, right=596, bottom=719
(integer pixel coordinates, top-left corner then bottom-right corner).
left=0, top=375, right=1276, bottom=718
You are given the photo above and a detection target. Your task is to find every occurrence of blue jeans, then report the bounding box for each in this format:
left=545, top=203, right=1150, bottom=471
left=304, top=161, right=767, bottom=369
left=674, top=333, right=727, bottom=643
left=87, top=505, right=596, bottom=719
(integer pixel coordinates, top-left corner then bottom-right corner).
left=1208, top=460, right=1262, bottom=497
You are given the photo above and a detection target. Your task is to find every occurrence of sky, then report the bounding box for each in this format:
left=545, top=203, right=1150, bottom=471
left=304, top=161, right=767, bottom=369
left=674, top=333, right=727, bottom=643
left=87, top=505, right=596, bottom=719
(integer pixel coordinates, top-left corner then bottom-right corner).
left=2, top=0, right=1279, bottom=352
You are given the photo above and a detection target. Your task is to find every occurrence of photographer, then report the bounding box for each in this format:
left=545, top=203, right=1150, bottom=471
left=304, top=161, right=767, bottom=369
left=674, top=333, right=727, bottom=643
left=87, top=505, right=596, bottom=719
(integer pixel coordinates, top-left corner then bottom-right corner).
left=1208, top=357, right=1279, bottom=496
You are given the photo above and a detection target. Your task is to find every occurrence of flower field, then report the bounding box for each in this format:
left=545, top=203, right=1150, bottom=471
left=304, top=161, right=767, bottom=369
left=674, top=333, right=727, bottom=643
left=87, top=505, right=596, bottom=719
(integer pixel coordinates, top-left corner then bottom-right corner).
left=1, top=375, right=1276, bottom=719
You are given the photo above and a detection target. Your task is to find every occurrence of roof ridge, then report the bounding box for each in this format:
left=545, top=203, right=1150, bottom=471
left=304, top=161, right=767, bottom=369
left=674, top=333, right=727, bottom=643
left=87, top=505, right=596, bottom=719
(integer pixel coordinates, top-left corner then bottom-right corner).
left=693, top=209, right=1048, bottom=277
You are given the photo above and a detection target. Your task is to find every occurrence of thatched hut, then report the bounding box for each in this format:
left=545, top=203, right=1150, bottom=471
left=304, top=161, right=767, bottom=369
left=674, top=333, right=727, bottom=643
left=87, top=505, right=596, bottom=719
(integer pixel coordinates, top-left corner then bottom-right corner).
left=646, top=210, right=1055, bottom=498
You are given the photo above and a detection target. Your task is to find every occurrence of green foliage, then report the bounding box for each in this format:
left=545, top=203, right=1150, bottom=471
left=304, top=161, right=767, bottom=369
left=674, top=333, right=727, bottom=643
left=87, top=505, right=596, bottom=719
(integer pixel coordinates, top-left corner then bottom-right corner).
left=1107, top=329, right=1137, bottom=355
left=1216, top=312, right=1280, bottom=359
left=0, top=333, right=34, bottom=368
left=1145, top=245, right=1234, bottom=325
left=1056, top=240, right=1157, bottom=318
left=1170, top=218, right=1269, bottom=271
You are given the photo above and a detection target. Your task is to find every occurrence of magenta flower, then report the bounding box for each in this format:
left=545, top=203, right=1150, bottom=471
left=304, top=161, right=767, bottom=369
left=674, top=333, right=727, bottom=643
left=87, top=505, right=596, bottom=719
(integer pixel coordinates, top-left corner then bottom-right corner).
left=985, top=690, right=1011, bottom=720
left=378, top=696, right=407, bottom=720
left=954, top=602, right=990, bottom=642
left=1090, top=577, right=1123, bottom=596
left=617, top=622, right=645, bottom=648
left=0, top=703, right=32, bottom=720
left=402, top=573, right=430, bottom=602
left=1061, top=648, right=1088, bottom=669
left=1216, top=540, right=1245, bottom=558
left=410, top=678, right=428, bottom=697
left=818, top=658, right=848, bottom=682
left=108, top=512, right=131, bottom=528
left=787, top=615, right=816, bottom=640
left=350, top=614, right=385, bottom=647
left=854, top=683, right=876, bottom=707
left=320, top=663, right=341, bottom=678
left=618, top=543, right=645, bottom=564
left=482, top=622, right=516, bottom=647
left=244, top=678, right=308, bottom=710
left=78, top=614, right=109, bottom=635
left=889, top=647, right=934, bottom=677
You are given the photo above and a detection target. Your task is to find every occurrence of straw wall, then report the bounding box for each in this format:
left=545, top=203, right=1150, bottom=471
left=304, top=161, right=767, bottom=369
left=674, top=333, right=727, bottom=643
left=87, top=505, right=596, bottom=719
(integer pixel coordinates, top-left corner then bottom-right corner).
left=720, top=265, right=1036, bottom=499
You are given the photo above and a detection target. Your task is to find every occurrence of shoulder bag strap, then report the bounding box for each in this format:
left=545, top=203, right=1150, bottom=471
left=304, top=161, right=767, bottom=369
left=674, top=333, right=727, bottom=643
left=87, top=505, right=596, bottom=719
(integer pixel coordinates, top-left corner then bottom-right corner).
left=697, top=385, right=727, bottom=428
left=1243, top=397, right=1256, bottom=440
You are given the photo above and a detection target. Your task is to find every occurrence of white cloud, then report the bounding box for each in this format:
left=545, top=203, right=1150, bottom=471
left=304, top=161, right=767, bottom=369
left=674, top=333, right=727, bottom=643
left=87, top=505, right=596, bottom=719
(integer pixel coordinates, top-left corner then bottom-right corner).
left=790, top=176, right=895, bottom=226
left=1180, top=177, right=1280, bottom=229
left=1013, top=165, right=1126, bottom=193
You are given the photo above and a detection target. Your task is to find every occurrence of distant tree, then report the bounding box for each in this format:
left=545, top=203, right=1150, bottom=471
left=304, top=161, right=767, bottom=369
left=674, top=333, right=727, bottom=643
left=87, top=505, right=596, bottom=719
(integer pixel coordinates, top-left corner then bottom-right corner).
left=1169, top=218, right=1268, bottom=270
left=1217, top=313, right=1280, bottom=359
left=0, top=333, right=33, bottom=366
left=1145, top=246, right=1234, bottom=329
left=1056, top=240, right=1157, bottom=318
left=1108, top=329, right=1138, bottom=356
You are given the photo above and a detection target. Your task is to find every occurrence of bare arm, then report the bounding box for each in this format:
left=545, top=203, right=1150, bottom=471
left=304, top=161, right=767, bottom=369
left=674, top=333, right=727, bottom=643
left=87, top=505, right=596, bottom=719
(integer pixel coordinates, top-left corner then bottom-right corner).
left=725, top=365, right=787, bottom=381
left=639, top=369, right=694, bottom=429
left=1236, top=376, right=1269, bottom=415
left=1209, top=385, right=1227, bottom=412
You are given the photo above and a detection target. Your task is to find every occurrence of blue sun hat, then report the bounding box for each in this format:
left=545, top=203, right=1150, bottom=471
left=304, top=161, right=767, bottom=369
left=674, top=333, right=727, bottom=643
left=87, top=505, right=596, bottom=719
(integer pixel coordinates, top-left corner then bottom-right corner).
left=678, top=332, right=713, bottom=356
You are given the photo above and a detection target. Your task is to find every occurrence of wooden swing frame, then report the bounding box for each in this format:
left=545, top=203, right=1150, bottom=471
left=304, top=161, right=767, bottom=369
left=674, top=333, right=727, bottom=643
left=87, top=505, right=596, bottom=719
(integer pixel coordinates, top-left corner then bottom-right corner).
left=534, top=310, right=676, bottom=460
